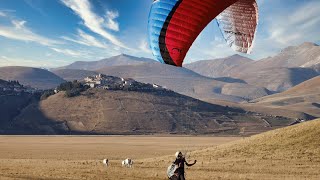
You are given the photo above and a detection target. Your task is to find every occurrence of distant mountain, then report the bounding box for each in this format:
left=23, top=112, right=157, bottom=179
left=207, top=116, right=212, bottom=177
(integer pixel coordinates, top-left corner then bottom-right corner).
left=52, top=69, right=99, bottom=81
left=250, top=76, right=320, bottom=118
left=0, top=66, right=65, bottom=89
left=247, top=42, right=320, bottom=69
left=54, top=54, right=157, bottom=71
left=10, top=88, right=294, bottom=135
left=51, top=42, right=319, bottom=102
left=185, top=54, right=253, bottom=77
left=96, top=63, right=270, bottom=102
left=186, top=42, right=320, bottom=92
left=233, top=67, right=319, bottom=92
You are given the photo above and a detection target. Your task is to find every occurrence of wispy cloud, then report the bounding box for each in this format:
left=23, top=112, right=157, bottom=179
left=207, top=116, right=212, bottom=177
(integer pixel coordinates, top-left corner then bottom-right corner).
left=0, top=11, right=6, bottom=17
left=62, top=29, right=109, bottom=49
left=51, top=47, right=89, bottom=58
left=61, top=0, right=128, bottom=49
left=267, top=1, right=320, bottom=46
left=105, top=10, right=119, bottom=31
left=0, top=19, right=62, bottom=46
left=138, top=39, right=152, bottom=54
left=23, top=0, right=47, bottom=16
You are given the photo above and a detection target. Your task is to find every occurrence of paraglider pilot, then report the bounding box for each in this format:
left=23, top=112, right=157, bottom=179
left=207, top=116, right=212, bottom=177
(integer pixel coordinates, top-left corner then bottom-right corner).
left=170, top=151, right=197, bottom=180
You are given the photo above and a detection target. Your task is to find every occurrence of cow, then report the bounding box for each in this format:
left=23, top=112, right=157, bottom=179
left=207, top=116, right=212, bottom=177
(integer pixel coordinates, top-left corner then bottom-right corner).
left=102, top=159, right=109, bottom=167
left=122, top=158, right=133, bottom=168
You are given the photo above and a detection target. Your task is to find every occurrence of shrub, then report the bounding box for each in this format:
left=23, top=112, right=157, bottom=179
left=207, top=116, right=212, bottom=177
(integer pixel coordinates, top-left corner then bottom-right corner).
left=40, top=90, right=55, bottom=100
left=56, top=81, right=89, bottom=98
left=65, top=89, right=81, bottom=97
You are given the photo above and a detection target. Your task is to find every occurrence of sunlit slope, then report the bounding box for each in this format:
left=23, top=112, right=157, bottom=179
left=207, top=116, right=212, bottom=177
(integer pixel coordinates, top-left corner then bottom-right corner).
left=186, top=119, right=320, bottom=179
left=252, top=76, right=320, bottom=117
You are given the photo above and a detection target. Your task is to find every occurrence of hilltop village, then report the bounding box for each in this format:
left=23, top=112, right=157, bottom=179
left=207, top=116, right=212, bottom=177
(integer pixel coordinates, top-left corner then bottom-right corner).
left=82, top=74, right=165, bottom=92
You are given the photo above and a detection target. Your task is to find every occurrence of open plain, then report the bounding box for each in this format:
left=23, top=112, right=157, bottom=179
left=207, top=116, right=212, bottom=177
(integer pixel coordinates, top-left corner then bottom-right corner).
left=1, top=119, right=320, bottom=180
left=0, top=136, right=239, bottom=180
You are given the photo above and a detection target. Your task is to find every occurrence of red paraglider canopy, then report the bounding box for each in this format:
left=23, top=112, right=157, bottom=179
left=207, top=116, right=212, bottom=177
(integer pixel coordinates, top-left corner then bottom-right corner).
left=148, top=0, right=259, bottom=67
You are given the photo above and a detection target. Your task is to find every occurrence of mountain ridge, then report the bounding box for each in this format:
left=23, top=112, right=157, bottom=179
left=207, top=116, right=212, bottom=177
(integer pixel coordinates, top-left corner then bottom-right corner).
left=186, top=42, right=320, bottom=92
left=53, top=54, right=157, bottom=71
left=0, top=66, right=65, bottom=89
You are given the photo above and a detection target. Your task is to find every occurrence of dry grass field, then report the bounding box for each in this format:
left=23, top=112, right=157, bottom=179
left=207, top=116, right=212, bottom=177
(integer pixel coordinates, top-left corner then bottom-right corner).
left=1, top=119, right=320, bottom=180
left=0, top=136, right=239, bottom=180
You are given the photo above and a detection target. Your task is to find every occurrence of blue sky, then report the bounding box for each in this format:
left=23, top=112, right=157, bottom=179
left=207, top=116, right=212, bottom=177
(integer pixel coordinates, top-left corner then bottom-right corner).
left=0, top=0, right=319, bottom=67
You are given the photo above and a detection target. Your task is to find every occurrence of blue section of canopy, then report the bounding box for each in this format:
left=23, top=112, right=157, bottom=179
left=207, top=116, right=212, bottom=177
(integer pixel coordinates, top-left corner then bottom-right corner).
left=148, top=0, right=179, bottom=64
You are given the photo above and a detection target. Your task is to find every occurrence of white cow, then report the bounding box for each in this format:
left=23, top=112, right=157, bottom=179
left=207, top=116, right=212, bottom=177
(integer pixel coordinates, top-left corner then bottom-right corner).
left=102, top=159, right=109, bottom=167
left=122, top=158, right=133, bottom=168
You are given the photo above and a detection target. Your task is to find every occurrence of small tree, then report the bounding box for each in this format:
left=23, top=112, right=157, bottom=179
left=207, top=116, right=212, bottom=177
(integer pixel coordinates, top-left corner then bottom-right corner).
left=40, top=90, right=55, bottom=100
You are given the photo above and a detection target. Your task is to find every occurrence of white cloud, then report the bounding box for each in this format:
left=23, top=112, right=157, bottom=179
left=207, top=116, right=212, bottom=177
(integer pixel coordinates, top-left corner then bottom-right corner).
left=0, top=20, right=62, bottom=46
left=105, top=10, right=119, bottom=31
left=51, top=47, right=88, bottom=58
left=202, top=40, right=235, bottom=59
left=12, top=20, right=26, bottom=29
left=0, top=11, right=6, bottom=17
left=62, top=29, right=109, bottom=49
left=138, top=39, right=152, bottom=54
left=61, top=0, right=128, bottom=49
left=267, top=1, right=320, bottom=46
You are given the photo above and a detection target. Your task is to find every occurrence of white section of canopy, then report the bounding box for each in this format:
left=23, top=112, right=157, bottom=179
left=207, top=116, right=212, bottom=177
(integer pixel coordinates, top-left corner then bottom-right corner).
left=216, top=0, right=259, bottom=54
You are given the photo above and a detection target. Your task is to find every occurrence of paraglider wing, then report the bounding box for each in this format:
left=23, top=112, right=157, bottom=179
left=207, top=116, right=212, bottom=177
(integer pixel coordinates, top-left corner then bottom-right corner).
left=216, top=0, right=259, bottom=54
left=148, top=0, right=239, bottom=67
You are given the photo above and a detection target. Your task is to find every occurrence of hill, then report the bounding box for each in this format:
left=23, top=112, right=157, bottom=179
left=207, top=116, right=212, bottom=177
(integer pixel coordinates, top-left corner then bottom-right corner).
left=54, top=54, right=157, bottom=71
left=0, top=66, right=65, bottom=89
left=185, top=54, right=253, bottom=78
left=234, top=67, right=319, bottom=92
left=228, top=42, right=320, bottom=92
left=0, top=79, right=41, bottom=133
left=250, top=42, right=320, bottom=68
left=10, top=87, right=294, bottom=135
left=184, top=118, right=320, bottom=179
left=229, top=42, right=320, bottom=74
left=204, top=76, right=320, bottom=120
left=249, top=76, right=320, bottom=118
left=96, top=63, right=270, bottom=102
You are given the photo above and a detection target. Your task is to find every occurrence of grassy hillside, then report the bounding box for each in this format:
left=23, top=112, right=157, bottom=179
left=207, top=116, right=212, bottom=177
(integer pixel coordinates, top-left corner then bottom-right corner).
left=182, top=119, right=320, bottom=179
left=137, top=119, right=320, bottom=179
left=12, top=88, right=294, bottom=135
